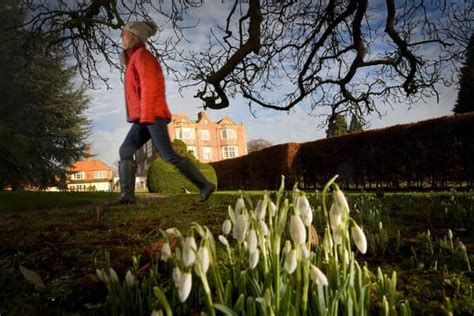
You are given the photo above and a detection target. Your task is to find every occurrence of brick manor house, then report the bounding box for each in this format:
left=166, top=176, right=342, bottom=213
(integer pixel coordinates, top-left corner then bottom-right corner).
left=135, top=112, right=247, bottom=176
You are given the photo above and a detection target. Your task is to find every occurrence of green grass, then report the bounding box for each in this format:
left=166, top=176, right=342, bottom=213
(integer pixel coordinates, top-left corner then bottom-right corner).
left=0, top=190, right=473, bottom=315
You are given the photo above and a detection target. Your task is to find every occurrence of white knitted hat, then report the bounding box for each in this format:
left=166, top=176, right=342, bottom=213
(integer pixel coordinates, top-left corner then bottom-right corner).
left=123, top=21, right=158, bottom=42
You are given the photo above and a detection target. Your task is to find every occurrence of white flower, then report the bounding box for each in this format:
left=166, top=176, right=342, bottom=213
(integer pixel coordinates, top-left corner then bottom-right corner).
left=289, top=215, right=306, bottom=245
left=195, top=246, right=210, bottom=276
left=334, top=189, right=350, bottom=214
left=258, top=220, right=269, bottom=236
left=310, top=265, right=328, bottom=286
left=222, top=219, right=232, bottom=235
left=179, top=273, right=192, bottom=302
left=96, top=269, right=105, bottom=282
left=125, top=270, right=135, bottom=287
left=351, top=224, right=367, bottom=254
left=151, top=310, right=164, bottom=316
left=379, top=221, right=383, bottom=231
left=182, top=237, right=197, bottom=267
left=161, top=242, right=171, bottom=262
left=109, top=268, right=119, bottom=283
left=247, top=229, right=258, bottom=254
left=233, top=214, right=249, bottom=242
left=218, top=235, right=229, bottom=247
left=269, top=201, right=277, bottom=217
left=332, top=223, right=344, bottom=246
left=285, top=249, right=297, bottom=274
left=329, top=203, right=343, bottom=230
left=173, top=267, right=182, bottom=288
left=255, top=198, right=267, bottom=220
left=448, top=229, right=453, bottom=240
left=249, top=249, right=260, bottom=269
left=235, top=197, right=245, bottom=215
left=297, top=196, right=313, bottom=226
left=284, top=240, right=292, bottom=256
left=166, top=227, right=182, bottom=237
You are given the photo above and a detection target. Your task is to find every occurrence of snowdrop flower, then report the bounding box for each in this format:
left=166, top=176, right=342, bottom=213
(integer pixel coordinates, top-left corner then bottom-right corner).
left=310, top=265, right=328, bottom=286
left=125, top=270, right=135, bottom=287
left=233, top=214, right=249, bottom=242
left=194, top=246, right=210, bottom=276
left=218, top=235, right=229, bottom=247
left=448, top=229, right=453, bottom=240
left=255, top=198, right=267, bottom=220
left=182, top=237, right=197, bottom=267
left=329, top=203, right=343, bottom=230
left=332, top=223, right=344, bottom=246
left=351, top=223, right=367, bottom=254
left=334, top=189, right=350, bottom=214
left=173, top=267, right=182, bottom=288
left=96, top=269, right=105, bottom=282
left=179, top=273, right=192, bottom=302
left=247, top=229, right=258, bottom=254
left=290, top=214, right=306, bottom=245
left=222, top=219, right=232, bottom=235
left=151, top=310, right=164, bottom=316
left=235, top=197, right=245, bottom=215
left=249, top=249, right=260, bottom=269
left=109, top=268, right=119, bottom=283
left=379, top=221, right=383, bottom=231
left=285, top=249, right=297, bottom=274
left=269, top=201, right=277, bottom=217
left=284, top=240, right=292, bottom=256
left=161, top=242, right=171, bottom=262
left=297, top=196, right=313, bottom=225
left=166, top=227, right=182, bottom=237
left=258, top=220, right=269, bottom=236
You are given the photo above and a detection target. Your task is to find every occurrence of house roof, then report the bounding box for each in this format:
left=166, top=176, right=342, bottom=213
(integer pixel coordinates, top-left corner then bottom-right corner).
left=70, top=160, right=111, bottom=172
left=217, top=115, right=237, bottom=125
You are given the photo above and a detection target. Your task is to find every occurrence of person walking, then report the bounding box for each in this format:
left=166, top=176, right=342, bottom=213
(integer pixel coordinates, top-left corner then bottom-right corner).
left=106, top=20, right=215, bottom=206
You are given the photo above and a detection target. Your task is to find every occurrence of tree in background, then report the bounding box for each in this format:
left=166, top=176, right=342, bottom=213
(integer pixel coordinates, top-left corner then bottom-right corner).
left=0, top=2, right=90, bottom=190
left=326, top=114, right=348, bottom=138
left=348, top=114, right=364, bottom=133
left=453, top=33, right=474, bottom=114
left=16, top=0, right=472, bottom=121
left=247, top=138, right=273, bottom=153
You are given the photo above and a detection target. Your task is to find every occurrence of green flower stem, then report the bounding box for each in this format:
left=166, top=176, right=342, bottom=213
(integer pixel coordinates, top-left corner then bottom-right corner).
left=273, top=236, right=281, bottom=314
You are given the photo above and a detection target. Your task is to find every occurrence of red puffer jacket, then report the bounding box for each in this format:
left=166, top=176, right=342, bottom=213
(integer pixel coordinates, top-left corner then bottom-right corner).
left=124, top=43, right=171, bottom=124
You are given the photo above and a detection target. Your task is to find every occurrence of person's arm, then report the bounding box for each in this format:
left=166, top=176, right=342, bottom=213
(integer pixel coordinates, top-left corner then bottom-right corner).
left=135, top=50, right=166, bottom=124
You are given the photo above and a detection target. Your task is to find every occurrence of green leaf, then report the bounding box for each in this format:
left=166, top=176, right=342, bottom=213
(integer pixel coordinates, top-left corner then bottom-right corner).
left=214, top=304, right=238, bottom=316
left=233, top=294, right=245, bottom=313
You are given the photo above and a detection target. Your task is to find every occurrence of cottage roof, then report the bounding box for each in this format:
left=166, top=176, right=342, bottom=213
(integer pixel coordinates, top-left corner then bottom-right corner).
left=70, top=160, right=111, bottom=172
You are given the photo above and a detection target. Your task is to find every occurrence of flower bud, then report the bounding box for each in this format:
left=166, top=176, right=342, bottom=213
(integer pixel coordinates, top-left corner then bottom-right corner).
left=182, top=237, right=197, bottom=267
left=218, top=235, right=229, bottom=247
left=222, top=219, right=232, bottom=235
left=235, top=197, right=245, bottom=215
left=310, top=265, right=328, bottom=286
left=269, top=201, right=277, bottom=217
left=285, top=249, right=297, bottom=274
left=179, top=273, right=192, bottom=302
left=249, top=249, right=259, bottom=269
left=351, top=223, right=367, bottom=254
left=258, top=220, right=269, bottom=236
left=196, top=246, right=210, bottom=275
left=255, top=198, right=267, bottom=220
left=247, top=229, right=258, bottom=254
left=109, top=268, right=119, bottom=283
left=125, top=270, right=135, bottom=287
left=334, top=189, right=350, bottom=213
left=161, top=242, right=171, bottom=262
left=173, top=267, right=182, bottom=288
left=233, top=214, right=249, bottom=242
left=290, top=215, right=306, bottom=245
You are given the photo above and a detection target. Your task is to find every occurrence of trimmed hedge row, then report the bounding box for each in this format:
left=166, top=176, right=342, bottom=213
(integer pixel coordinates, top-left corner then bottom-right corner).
left=211, top=113, right=474, bottom=190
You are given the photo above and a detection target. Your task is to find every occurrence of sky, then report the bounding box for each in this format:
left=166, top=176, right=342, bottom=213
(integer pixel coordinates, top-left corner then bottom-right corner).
left=84, top=2, right=457, bottom=168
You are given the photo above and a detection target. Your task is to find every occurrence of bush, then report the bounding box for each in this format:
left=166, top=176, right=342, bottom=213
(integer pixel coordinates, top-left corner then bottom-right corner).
left=146, top=140, right=218, bottom=194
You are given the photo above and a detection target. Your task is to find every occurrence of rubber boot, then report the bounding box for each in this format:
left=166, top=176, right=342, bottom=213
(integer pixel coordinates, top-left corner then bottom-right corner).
left=105, top=160, right=137, bottom=206
left=176, top=158, right=215, bottom=202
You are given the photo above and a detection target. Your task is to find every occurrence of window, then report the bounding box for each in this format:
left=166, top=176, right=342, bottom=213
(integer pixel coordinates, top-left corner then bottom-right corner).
left=94, top=170, right=107, bottom=179
left=200, top=129, right=210, bottom=141
left=222, top=146, right=238, bottom=159
left=202, top=147, right=212, bottom=161
left=176, top=127, right=195, bottom=140
left=146, top=140, right=153, bottom=158
left=72, top=172, right=84, bottom=180
left=220, top=128, right=236, bottom=139
left=187, top=146, right=197, bottom=158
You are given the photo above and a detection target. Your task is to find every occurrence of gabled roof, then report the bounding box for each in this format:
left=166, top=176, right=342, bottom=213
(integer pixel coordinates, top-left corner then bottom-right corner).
left=217, top=116, right=237, bottom=125
left=70, top=160, right=111, bottom=172
left=171, top=113, right=191, bottom=122
left=196, top=111, right=214, bottom=125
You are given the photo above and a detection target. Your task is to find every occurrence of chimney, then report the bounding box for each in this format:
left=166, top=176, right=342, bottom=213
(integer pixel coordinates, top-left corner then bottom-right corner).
left=198, top=111, right=205, bottom=120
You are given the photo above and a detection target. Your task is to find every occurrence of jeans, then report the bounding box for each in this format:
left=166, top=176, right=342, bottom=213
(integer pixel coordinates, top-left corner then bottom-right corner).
left=119, top=117, right=183, bottom=165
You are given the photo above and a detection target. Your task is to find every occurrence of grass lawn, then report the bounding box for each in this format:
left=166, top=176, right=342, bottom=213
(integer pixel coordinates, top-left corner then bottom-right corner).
left=0, top=190, right=473, bottom=315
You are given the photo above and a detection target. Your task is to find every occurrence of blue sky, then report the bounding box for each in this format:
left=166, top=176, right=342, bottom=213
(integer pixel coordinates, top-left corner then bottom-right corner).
left=84, top=2, right=457, bottom=168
